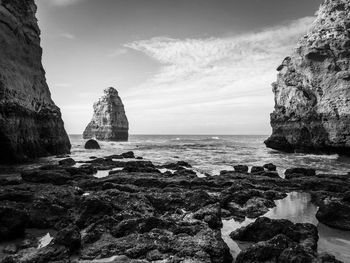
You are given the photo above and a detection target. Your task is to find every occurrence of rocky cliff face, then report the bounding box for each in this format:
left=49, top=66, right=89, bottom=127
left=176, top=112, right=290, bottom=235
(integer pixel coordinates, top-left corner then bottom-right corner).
left=265, top=0, right=350, bottom=155
left=83, top=87, right=129, bottom=141
left=0, top=0, right=71, bottom=163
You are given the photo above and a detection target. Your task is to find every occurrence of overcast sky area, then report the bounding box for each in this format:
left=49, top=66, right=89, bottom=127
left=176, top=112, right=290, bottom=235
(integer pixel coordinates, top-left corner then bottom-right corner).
left=35, top=0, right=323, bottom=135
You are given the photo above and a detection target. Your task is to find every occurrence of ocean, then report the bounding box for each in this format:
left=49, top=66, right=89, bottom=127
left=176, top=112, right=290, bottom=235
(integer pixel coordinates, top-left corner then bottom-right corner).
left=67, top=134, right=350, bottom=176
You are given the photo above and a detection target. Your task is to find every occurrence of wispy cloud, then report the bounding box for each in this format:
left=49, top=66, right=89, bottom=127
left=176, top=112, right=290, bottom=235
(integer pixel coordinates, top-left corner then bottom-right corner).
left=124, top=17, right=314, bottom=134
left=49, top=0, right=85, bottom=7
left=60, top=33, right=76, bottom=40
left=108, top=48, right=128, bottom=58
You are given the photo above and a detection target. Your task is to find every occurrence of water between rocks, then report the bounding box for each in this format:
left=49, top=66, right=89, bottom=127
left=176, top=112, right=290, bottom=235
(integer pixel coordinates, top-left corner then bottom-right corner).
left=221, top=192, right=350, bottom=262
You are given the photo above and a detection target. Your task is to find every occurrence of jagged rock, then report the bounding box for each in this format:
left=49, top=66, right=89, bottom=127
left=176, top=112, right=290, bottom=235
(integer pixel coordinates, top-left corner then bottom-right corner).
left=263, top=163, right=277, bottom=171
left=83, top=87, right=129, bottom=141
left=285, top=167, right=316, bottom=179
left=84, top=139, right=100, bottom=150
left=0, top=0, right=71, bottom=164
left=265, top=0, right=350, bottom=155
left=58, top=158, right=76, bottom=166
left=234, top=165, right=249, bottom=173
left=316, top=197, right=350, bottom=230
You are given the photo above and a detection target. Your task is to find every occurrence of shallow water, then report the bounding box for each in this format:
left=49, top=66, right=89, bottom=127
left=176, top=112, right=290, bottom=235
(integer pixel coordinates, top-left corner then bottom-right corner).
left=222, top=192, right=350, bottom=262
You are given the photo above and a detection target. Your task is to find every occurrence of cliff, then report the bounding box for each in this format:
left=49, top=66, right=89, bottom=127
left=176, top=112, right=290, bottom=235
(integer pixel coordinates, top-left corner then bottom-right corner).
left=83, top=87, right=129, bottom=141
left=265, top=0, right=350, bottom=155
left=0, top=0, right=71, bottom=163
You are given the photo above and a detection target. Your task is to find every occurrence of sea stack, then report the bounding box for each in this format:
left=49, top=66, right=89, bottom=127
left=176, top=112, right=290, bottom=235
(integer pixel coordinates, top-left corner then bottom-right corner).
left=0, top=0, right=71, bottom=163
left=83, top=87, right=129, bottom=141
left=265, top=0, right=350, bottom=155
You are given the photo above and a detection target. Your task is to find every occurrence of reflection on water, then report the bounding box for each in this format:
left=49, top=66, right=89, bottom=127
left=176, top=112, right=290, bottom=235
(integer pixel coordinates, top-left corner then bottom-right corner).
left=222, top=192, right=350, bottom=263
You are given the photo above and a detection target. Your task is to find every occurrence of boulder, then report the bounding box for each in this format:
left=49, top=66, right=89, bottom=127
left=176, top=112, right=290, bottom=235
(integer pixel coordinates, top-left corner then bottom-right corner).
left=234, top=165, right=249, bottom=173
left=84, top=139, right=100, bottom=150
left=58, top=158, right=76, bottom=166
left=316, top=198, right=350, bottom=230
left=285, top=168, right=316, bottom=179
left=263, top=163, right=277, bottom=171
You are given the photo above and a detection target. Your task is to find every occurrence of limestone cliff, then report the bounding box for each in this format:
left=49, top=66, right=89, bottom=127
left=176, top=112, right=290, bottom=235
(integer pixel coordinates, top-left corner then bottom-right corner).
left=0, top=0, right=71, bottom=163
left=265, top=0, right=350, bottom=155
left=83, top=87, right=129, bottom=141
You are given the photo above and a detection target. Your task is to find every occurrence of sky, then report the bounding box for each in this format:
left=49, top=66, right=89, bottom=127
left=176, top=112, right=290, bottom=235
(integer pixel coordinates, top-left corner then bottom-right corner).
left=35, top=0, right=323, bottom=135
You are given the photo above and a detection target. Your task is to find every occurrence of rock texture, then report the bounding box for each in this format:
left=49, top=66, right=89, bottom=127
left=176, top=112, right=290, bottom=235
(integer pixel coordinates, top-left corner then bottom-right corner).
left=83, top=87, right=129, bottom=141
left=265, top=0, right=350, bottom=155
left=0, top=0, right=71, bottom=163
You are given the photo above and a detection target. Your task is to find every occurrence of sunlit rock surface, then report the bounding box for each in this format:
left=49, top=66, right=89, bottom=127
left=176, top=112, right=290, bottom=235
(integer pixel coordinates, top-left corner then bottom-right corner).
left=83, top=87, right=129, bottom=141
left=265, top=0, right=350, bottom=155
left=0, top=0, right=71, bottom=163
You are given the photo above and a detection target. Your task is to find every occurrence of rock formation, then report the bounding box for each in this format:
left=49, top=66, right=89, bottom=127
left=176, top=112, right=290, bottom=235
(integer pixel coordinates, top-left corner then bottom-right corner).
left=265, top=0, right=350, bottom=155
left=0, top=0, right=71, bottom=163
left=83, top=87, right=129, bottom=141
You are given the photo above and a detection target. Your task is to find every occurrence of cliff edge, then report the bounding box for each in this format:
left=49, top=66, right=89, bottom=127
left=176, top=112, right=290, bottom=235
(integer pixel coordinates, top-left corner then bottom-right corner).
left=0, top=0, right=71, bottom=163
left=265, top=0, right=350, bottom=155
left=83, top=87, right=129, bottom=141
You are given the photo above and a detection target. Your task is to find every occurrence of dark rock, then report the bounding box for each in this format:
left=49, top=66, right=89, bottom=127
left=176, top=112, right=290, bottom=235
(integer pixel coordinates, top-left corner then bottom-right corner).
left=83, top=87, right=129, bottom=141
left=58, top=158, right=76, bottom=166
left=235, top=234, right=295, bottom=263
left=55, top=224, right=81, bottom=253
left=263, top=163, right=277, bottom=171
left=234, top=165, right=249, bottom=173
left=0, top=0, right=71, bottom=164
left=21, top=170, right=71, bottom=185
left=230, top=217, right=318, bottom=251
left=251, top=166, right=264, bottom=174
left=121, top=151, right=135, bottom=159
left=0, top=206, right=27, bottom=241
left=316, top=198, right=350, bottom=230
left=84, top=139, right=100, bottom=150
left=285, top=168, right=316, bottom=179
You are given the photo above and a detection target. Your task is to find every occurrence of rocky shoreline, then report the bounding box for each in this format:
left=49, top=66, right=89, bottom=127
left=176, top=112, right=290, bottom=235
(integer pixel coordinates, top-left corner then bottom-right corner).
left=0, top=153, right=349, bottom=263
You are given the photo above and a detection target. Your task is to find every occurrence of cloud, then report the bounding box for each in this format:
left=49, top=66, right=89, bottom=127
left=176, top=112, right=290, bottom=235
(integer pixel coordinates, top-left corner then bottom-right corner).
left=108, top=48, right=128, bottom=58
left=49, top=0, right=85, bottom=6
left=60, top=33, right=76, bottom=40
left=124, top=16, right=315, bottom=134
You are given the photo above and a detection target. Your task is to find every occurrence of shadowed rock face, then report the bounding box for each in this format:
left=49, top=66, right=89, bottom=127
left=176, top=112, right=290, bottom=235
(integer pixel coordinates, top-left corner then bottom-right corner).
left=0, top=0, right=71, bottom=163
left=265, top=0, right=350, bottom=155
left=83, top=87, right=129, bottom=141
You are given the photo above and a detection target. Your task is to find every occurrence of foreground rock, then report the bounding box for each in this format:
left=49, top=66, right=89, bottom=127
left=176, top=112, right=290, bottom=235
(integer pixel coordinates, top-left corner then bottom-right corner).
left=231, top=217, right=341, bottom=263
left=83, top=87, right=129, bottom=141
left=0, top=0, right=71, bottom=163
left=0, top=159, right=348, bottom=262
left=265, top=0, right=350, bottom=155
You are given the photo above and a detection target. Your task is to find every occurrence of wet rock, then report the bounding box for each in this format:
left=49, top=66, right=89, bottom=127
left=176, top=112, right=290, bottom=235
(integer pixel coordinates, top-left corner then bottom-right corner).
left=83, top=87, right=129, bottom=141
left=250, top=166, right=264, bottom=174
left=230, top=217, right=318, bottom=250
left=316, top=198, right=350, bottom=230
left=21, top=170, right=71, bottom=185
left=121, top=151, right=135, bottom=159
left=285, top=168, right=316, bottom=179
left=55, top=224, right=81, bottom=253
left=0, top=206, right=27, bottom=241
left=263, top=163, right=277, bottom=171
left=58, top=158, right=76, bottom=166
left=84, top=139, right=101, bottom=150
left=234, top=165, right=249, bottom=173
